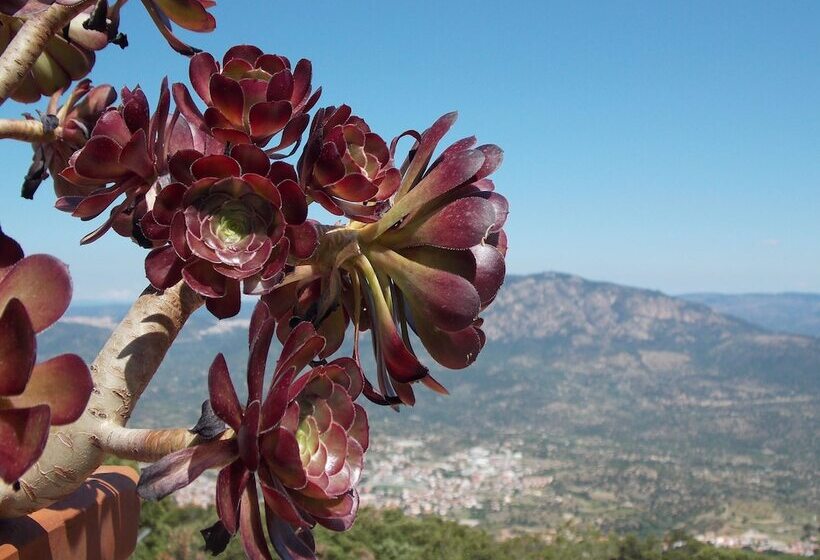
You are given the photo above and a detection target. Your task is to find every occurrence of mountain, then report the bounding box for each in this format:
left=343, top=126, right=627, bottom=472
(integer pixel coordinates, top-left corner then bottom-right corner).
left=682, top=292, right=820, bottom=338
left=479, top=273, right=820, bottom=391
left=38, top=273, right=820, bottom=537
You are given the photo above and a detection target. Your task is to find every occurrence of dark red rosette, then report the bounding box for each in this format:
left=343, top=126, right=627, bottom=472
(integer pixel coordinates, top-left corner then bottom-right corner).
left=141, top=145, right=315, bottom=318
left=0, top=227, right=92, bottom=484
left=138, top=308, right=368, bottom=559
left=298, top=105, right=400, bottom=222
left=351, top=112, right=508, bottom=405
left=268, top=113, right=507, bottom=406
left=180, top=44, right=321, bottom=152
left=22, top=79, right=117, bottom=200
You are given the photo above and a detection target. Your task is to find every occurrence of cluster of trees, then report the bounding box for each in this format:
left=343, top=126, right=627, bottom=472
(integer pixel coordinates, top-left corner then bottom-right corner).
left=132, top=499, right=807, bottom=560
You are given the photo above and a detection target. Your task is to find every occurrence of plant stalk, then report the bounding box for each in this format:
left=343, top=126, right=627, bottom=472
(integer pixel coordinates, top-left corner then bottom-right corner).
left=0, top=281, right=203, bottom=518
left=0, top=118, right=82, bottom=143
left=97, top=425, right=233, bottom=463
left=0, top=0, right=95, bottom=106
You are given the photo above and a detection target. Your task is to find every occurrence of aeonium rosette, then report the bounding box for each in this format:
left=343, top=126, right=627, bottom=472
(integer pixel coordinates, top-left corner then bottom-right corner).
left=22, top=79, right=117, bottom=200
left=140, top=144, right=318, bottom=318
left=137, top=307, right=368, bottom=559
left=0, top=227, right=92, bottom=484
left=298, top=105, right=400, bottom=221
left=266, top=112, right=508, bottom=406
left=56, top=79, right=221, bottom=245
left=178, top=44, right=321, bottom=152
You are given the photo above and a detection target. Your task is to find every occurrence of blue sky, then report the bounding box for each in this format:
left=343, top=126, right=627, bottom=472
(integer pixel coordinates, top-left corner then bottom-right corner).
left=1, top=0, right=818, bottom=301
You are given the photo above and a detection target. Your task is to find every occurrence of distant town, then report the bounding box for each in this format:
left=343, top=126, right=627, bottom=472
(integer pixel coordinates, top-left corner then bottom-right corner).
left=169, top=434, right=818, bottom=557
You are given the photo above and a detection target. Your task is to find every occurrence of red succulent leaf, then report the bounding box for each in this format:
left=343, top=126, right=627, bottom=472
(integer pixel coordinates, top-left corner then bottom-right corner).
left=183, top=260, right=227, bottom=298
left=249, top=101, right=291, bottom=139
left=73, top=136, right=126, bottom=180
left=145, top=245, right=184, bottom=290
left=119, top=129, right=154, bottom=179
left=379, top=321, right=429, bottom=385
left=152, top=0, right=216, bottom=32
left=266, top=70, right=294, bottom=103
left=210, top=74, right=245, bottom=127
left=208, top=353, right=242, bottom=431
left=397, top=111, right=458, bottom=197
left=259, top=470, right=305, bottom=528
left=216, top=459, right=250, bottom=535
left=0, top=254, right=71, bottom=333
left=0, top=405, right=51, bottom=484
left=377, top=148, right=486, bottom=237
left=414, top=319, right=484, bottom=370
left=206, top=280, right=242, bottom=320
left=471, top=244, right=506, bottom=307
left=137, top=439, right=237, bottom=501
left=369, top=248, right=480, bottom=332
left=267, top=514, right=316, bottom=560
left=191, top=154, right=242, bottom=180
left=238, top=400, right=261, bottom=472
left=189, top=53, right=218, bottom=104
left=224, top=45, right=263, bottom=64
left=260, top=427, right=306, bottom=490
left=70, top=185, right=125, bottom=220
left=274, top=322, right=325, bottom=380
left=5, top=354, right=92, bottom=425
left=284, top=221, right=318, bottom=260
left=0, top=229, right=23, bottom=278
left=247, top=318, right=276, bottom=402
left=475, top=144, right=504, bottom=180
left=0, top=299, right=36, bottom=397
left=260, top=367, right=297, bottom=433
left=239, top=479, right=274, bottom=560
left=277, top=179, right=307, bottom=225
left=383, top=195, right=497, bottom=250
left=232, top=144, right=271, bottom=177
left=92, top=111, right=132, bottom=146
left=294, top=490, right=359, bottom=532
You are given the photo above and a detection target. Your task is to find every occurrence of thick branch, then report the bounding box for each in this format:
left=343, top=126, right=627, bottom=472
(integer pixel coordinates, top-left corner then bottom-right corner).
left=0, top=0, right=95, bottom=106
left=0, top=281, right=203, bottom=518
left=0, top=118, right=82, bottom=143
left=98, top=425, right=216, bottom=463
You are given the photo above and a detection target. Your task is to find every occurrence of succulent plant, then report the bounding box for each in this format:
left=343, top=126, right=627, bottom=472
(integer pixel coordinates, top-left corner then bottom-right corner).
left=0, top=227, right=92, bottom=484
left=180, top=44, right=320, bottom=152
left=265, top=113, right=508, bottom=406
left=138, top=307, right=368, bottom=559
left=0, top=8, right=107, bottom=103
left=352, top=113, right=507, bottom=404
left=21, top=79, right=117, bottom=199
left=298, top=105, right=400, bottom=221
left=0, top=1, right=511, bottom=545
left=1, top=0, right=217, bottom=56
left=56, top=79, right=220, bottom=244
left=140, top=145, right=316, bottom=318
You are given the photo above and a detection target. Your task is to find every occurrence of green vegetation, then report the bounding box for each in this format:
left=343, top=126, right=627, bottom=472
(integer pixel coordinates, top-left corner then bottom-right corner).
left=131, top=501, right=809, bottom=560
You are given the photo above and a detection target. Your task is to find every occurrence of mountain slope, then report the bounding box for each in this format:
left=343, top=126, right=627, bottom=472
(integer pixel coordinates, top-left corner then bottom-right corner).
left=479, top=273, right=820, bottom=390
left=682, top=292, right=820, bottom=338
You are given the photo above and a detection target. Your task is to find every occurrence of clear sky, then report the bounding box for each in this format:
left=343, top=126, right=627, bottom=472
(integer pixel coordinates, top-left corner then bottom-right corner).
left=1, top=0, right=818, bottom=301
